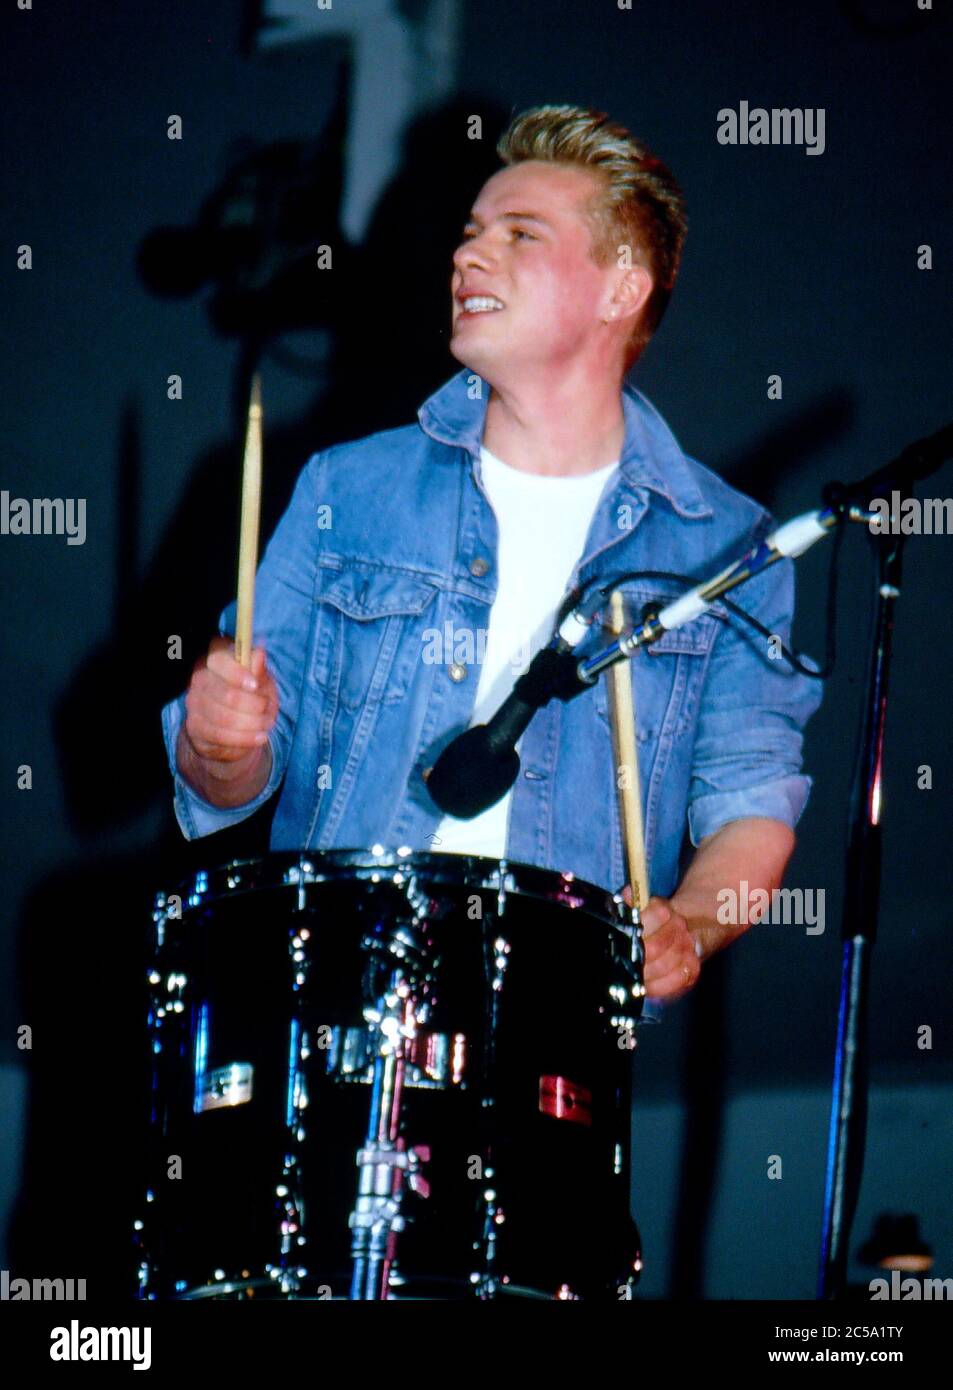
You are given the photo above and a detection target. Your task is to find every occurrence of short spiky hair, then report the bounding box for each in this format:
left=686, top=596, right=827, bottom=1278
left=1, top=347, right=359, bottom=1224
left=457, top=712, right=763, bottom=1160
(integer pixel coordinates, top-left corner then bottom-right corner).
left=496, top=104, right=687, bottom=368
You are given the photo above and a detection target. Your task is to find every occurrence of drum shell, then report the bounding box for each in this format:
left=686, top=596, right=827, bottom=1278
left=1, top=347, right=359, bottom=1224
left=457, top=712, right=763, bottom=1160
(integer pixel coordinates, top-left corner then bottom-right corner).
left=138, top=852, right=644, bottom=1300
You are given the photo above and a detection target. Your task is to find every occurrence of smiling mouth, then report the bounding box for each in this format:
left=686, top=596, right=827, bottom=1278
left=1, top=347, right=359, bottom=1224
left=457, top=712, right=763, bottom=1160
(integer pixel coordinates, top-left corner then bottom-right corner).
left=457, top=295, right=506, bottom=317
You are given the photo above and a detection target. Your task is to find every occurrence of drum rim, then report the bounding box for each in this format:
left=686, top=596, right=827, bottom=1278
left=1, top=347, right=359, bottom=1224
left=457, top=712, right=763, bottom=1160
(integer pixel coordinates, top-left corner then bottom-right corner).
left=154, top=849, right=626, bottom=925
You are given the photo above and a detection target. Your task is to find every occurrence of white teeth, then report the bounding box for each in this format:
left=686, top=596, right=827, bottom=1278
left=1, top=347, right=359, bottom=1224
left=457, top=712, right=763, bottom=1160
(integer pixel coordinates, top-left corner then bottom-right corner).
left=462, top=296, right=504, bottom=313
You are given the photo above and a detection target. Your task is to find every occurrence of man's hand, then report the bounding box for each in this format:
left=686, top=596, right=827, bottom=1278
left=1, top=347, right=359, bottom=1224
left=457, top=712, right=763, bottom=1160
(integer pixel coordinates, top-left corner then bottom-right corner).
left=620, top=817, right=798, bottom=1001
left=623, top=886, right=700, bottom=1001
left=184, top=637, right=278, bottom=766
left=177, top=637, right=279, bottom=807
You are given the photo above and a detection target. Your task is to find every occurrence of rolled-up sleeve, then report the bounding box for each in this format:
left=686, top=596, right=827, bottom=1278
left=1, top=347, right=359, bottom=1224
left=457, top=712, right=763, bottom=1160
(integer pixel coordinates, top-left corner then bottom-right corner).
left=160, top=452, right=324, bottom=840
left=687, top=532, right=824, bottom=847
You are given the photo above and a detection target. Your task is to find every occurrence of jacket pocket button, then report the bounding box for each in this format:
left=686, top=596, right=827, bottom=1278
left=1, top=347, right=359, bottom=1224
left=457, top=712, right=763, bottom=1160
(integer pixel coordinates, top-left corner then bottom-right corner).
left=448, top=662, right=468, bottom=682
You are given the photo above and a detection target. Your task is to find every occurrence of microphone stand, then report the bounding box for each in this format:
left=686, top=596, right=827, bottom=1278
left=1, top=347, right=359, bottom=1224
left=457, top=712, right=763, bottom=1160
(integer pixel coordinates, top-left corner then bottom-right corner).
left=816, top=515, right=905, bottom=1300
left=814, top=424, right=952, bottom=1298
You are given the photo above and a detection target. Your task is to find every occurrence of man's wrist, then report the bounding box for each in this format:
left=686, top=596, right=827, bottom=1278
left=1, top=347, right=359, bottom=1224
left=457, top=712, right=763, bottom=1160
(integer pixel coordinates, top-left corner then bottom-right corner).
left=668, top=899, right=739, bottom=965
left=176, top=726, right=271, bottom=800
left=682, top=916, right=746, bottom=963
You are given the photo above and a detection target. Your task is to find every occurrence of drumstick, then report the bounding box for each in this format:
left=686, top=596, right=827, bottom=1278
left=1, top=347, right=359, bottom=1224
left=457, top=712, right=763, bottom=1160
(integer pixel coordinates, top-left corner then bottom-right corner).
left=234, top=372, right=263, bottom=670
left=606, top=589, right=650, bottom=913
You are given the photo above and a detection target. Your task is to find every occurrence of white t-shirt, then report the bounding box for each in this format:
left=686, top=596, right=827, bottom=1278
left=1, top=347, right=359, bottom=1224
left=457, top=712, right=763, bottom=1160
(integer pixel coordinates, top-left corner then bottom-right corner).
left=434, top=445, right=619, bottom=859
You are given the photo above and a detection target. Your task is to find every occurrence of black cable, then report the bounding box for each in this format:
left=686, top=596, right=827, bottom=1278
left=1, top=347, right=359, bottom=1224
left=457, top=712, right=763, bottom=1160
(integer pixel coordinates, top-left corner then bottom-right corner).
left=565, top=508, right=849, bottom=680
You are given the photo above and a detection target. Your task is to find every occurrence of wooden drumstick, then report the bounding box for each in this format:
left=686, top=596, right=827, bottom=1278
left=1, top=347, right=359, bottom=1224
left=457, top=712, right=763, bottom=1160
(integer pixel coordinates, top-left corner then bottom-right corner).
left=234, top=372, right=263, bottom=670
left=606, top=589, right=650, bottom=913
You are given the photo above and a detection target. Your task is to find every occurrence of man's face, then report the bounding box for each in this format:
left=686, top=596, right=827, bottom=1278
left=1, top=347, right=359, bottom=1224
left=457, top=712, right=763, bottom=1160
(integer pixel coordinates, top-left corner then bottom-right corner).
left=449, top=160, right=618, bottom=379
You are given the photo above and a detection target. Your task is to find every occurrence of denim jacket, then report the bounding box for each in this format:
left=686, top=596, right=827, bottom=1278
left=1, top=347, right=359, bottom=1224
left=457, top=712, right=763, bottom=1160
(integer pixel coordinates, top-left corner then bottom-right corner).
left=162, top=368, right=823, bottom=898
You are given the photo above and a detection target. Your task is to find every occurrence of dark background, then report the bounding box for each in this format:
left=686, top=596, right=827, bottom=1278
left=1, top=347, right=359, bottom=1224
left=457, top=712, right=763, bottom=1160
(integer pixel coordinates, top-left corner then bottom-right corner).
left=1, top=0, right=950, bottom=1300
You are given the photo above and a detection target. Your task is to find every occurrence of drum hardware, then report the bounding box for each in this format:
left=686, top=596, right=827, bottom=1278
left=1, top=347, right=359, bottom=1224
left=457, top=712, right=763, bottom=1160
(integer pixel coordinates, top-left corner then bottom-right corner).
left=197, top=1062, right=254, bottom=1112
left=348, top=953, right=430, bottom=1299
left=612, top=889, right=646, bottom=980
left=326, top=1023, right=459, bottom=1088
left=349, top=1139, right=432, bottom=1292
left=138, top=851, right=645, bottom=1300
left=538, top=1074, right=592, bottom=1126
left=472, top=1183, right=505, bottom=1300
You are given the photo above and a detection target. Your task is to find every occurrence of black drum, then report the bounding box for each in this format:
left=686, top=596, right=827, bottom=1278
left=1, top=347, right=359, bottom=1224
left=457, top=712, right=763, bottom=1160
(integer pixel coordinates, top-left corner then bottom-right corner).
left=136, top=850, right=645, bottom=1300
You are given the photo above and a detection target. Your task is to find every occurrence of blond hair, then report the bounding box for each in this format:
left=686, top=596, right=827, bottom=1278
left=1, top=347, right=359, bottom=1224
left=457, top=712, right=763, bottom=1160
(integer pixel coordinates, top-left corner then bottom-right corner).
left=496, top=104, right=687, bottom=367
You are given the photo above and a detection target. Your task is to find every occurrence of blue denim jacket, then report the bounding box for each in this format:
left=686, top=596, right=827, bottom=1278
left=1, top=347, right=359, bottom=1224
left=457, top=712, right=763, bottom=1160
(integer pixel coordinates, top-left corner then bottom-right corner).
left=162, top=368, right=822, bottom=898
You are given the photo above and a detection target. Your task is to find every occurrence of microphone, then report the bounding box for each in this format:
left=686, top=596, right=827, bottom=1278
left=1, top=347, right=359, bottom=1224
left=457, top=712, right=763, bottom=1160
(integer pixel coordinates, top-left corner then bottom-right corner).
left=577, top=508, right=837, bottom=684
left=822, top=423, right=953, bottom=506
left=428, top=482, right=875, bottom=818
left=426, top=593, right=597, bottom=819
left=424, top=702, right=524, bottom=820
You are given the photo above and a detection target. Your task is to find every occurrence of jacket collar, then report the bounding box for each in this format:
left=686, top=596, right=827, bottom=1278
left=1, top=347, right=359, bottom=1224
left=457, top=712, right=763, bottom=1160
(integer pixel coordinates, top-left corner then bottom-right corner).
left=418, top=367, right=712, bottom=520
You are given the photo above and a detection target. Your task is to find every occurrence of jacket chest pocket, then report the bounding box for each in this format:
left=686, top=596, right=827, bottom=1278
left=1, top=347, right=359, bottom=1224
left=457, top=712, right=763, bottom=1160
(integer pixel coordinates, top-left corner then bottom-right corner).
left=310, top=563, right=441, bottom=712
left=593, top=602, right=720, bottom=744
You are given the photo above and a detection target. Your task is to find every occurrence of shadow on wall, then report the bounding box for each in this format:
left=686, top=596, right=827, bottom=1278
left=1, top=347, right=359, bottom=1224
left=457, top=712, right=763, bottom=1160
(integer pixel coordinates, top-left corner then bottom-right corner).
left=54, top=91, right=508, bottom=847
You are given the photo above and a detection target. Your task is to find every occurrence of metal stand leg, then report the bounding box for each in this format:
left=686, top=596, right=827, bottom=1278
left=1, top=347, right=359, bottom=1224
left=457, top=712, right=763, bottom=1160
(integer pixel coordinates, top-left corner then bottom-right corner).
left=348, top=963, right=431, bottom=1299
